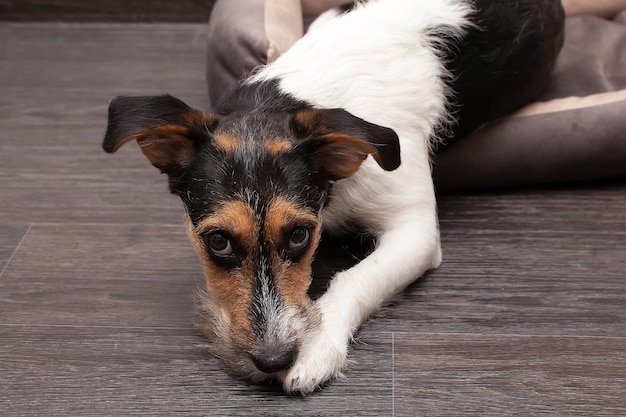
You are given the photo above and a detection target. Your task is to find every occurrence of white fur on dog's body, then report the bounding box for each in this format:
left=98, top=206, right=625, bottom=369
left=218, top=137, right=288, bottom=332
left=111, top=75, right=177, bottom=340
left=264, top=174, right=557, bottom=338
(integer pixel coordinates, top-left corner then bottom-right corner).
left=251, top=0, right=471, bottom=393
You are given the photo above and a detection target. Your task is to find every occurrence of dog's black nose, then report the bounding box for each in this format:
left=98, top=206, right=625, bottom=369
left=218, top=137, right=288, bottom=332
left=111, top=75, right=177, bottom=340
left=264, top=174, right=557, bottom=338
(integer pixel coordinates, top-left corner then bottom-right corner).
left=251, top=344, right=298, bottom=374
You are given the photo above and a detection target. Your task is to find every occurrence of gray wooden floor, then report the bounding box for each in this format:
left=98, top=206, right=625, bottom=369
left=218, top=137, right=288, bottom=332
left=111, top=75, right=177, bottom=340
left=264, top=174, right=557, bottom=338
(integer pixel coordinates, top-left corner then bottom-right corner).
left=1, top=22, right=625, bottom=416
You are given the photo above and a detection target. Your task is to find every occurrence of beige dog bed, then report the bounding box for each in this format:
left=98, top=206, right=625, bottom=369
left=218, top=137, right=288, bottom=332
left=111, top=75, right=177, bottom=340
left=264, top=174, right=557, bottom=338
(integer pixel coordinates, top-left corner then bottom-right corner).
left=206, top=0, right=626, bottom=192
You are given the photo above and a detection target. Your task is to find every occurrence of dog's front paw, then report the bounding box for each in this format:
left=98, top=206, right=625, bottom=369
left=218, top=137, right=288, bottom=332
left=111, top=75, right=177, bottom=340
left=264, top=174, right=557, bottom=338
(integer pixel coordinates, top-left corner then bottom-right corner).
left=281, top=326, right=348, bottom=394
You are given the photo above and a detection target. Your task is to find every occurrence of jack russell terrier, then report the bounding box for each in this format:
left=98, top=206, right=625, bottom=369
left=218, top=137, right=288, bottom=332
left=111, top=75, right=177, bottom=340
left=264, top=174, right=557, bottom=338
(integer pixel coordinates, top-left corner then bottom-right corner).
left=103, top=0, right=564, bottom=394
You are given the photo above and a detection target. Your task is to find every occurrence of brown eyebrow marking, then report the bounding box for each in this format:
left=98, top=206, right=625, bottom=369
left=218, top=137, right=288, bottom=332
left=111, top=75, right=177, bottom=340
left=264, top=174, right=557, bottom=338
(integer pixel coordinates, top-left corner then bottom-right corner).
left=264, top=198, right=318, bottom=244
left=196, top=200, right=258, bottom=248
left=292, top=109, right=329, bottom=134
left=212, top=133, right=240, bottom=152
left=264, top=139, right=293, bottom=155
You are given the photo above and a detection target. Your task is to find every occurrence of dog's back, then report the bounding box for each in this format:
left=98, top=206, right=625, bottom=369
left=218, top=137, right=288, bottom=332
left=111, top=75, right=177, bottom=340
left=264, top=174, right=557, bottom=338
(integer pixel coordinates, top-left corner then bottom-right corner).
left=442, top=0, right=565, bottom=142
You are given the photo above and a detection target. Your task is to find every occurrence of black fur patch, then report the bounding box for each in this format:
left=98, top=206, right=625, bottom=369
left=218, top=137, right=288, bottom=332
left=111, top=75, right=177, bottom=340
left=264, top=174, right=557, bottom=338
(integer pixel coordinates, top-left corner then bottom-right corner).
left=434, top=0, right=565, bottom=148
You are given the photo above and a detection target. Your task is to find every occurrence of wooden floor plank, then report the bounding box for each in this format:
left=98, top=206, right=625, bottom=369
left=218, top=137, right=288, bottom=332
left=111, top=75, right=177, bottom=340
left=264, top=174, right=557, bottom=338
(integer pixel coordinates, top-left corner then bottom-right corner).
left=393, top=333, right=626, bottom=416
left=0, top=223, right=199, bottom=327
left=0, top=124, right=184, bottom=224
left=377, top=228, right=626, bottom=338
left=0, top=23, right=209, bottom=100
left=0, top=326, right=392, bottom=416
left=437, top=182, right=626, bottom=231
left=0, top=88, right=209, bottom=128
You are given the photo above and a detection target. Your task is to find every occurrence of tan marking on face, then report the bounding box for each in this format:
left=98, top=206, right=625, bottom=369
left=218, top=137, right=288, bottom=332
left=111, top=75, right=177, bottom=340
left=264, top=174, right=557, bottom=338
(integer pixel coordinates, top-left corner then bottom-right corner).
left=187, top=201, right=260, bottom=348
left=264, top=138, right=293, bottom=155
left=293, top=109, right=328, bottom=134
left=212, top=133, right=240, bottom=152
left=265, top=199, right=321, bottom=306
left=196, top=200, right=257, bottom=243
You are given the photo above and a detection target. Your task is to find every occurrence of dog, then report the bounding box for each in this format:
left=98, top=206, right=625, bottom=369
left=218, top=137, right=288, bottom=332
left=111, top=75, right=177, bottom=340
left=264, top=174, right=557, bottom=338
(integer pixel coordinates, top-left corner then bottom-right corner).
left=102, top=0, right=564, bottom=394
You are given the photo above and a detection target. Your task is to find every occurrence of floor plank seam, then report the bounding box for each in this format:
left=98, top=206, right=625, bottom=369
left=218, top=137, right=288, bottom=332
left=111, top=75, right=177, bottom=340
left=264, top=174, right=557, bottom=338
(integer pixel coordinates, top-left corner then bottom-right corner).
left=391, top=331, right=395, bottom=417
left=0, top=223, right=33, bottom=279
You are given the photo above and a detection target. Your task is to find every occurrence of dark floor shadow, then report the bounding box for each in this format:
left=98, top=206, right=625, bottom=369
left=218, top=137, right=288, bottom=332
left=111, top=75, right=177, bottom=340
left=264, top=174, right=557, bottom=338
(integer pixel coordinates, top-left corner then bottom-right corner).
left=308, top=232, right=374, bottom=300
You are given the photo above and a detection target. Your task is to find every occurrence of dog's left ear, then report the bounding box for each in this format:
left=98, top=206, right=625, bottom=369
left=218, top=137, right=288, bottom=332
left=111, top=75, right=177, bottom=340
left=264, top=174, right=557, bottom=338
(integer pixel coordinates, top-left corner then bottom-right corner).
left=292, top=108, right=400, bottom=180
left=102, top=95, right=217, bottom=176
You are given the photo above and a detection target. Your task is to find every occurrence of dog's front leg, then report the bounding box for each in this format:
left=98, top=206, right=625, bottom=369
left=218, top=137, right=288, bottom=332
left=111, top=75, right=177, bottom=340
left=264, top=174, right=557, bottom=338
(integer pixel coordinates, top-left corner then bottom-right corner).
left=282, top=208, right=442, bottom=394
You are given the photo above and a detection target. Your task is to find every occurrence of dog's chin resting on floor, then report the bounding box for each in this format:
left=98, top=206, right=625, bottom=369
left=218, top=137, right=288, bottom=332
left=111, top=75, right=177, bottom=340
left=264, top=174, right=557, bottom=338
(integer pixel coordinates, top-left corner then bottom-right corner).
left=102, top=0, right=564, bottom=394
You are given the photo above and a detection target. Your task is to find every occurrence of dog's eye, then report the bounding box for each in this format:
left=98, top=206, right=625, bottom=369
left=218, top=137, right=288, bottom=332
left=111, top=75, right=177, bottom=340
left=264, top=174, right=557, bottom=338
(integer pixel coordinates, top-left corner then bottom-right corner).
left=206, top=232, right=233, bottom=257
left=288, top=226, right=310, bottom=251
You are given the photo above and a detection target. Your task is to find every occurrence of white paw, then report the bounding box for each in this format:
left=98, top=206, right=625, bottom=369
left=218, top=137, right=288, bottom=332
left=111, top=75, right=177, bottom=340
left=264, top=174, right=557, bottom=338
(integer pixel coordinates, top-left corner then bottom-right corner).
left=281, top=325, right=348, bottom=394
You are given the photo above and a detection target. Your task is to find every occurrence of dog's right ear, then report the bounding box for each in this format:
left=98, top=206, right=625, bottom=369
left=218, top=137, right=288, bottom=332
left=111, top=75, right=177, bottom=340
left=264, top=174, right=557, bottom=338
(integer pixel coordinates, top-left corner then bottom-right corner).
left=103, top=95, right=218, bottom=176
left=291, top=108, right=401, bottom=181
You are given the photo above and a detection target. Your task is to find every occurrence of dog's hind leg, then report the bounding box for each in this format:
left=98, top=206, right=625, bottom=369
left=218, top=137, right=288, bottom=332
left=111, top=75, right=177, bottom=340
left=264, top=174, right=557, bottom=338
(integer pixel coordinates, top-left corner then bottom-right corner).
left=281, top=205, right=442, bottom=394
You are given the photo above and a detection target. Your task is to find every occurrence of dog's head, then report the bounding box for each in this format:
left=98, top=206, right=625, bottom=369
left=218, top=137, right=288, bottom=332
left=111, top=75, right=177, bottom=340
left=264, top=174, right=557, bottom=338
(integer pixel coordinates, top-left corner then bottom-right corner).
left=102, top=91, right=399, bottom=381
